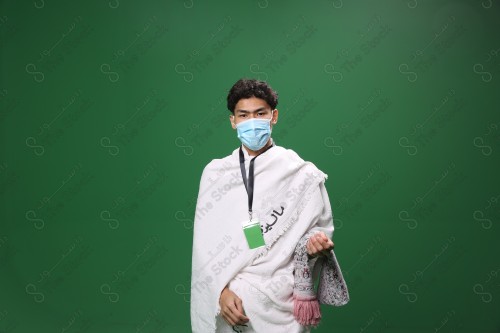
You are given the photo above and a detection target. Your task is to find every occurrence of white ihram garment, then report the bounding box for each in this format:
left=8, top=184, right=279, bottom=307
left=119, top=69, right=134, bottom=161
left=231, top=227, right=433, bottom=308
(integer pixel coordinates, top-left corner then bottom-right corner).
left=190, top=142, right=348, bottom=333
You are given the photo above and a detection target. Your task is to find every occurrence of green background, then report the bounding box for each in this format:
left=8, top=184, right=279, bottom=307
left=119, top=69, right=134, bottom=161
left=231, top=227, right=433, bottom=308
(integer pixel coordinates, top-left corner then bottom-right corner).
left=1, top=0, right=499, bottom=332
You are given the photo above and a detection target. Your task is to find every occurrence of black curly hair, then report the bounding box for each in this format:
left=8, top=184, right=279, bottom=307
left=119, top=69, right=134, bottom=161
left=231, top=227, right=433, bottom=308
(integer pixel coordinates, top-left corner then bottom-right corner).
left=226, top=78, right=279, bottom=114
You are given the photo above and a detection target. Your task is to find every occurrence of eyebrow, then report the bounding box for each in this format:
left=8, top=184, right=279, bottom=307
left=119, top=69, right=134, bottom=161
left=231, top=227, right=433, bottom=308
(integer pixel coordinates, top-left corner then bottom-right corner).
left=235, top=107, right=268, bottom=113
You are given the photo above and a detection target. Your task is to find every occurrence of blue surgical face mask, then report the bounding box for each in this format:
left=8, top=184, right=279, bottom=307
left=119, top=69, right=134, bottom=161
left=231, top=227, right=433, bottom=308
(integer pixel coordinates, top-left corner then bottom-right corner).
left=234, top=110, right=274, bottom=151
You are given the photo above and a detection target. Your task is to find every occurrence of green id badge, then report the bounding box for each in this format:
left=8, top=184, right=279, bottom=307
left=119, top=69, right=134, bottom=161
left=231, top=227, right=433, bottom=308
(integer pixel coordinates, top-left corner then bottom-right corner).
left=242, top=218, right=265, bottom=249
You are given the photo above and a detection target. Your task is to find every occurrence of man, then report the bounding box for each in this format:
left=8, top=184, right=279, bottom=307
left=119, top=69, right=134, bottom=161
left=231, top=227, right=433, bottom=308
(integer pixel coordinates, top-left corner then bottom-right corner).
left=190, top=79, right=349, bottom=333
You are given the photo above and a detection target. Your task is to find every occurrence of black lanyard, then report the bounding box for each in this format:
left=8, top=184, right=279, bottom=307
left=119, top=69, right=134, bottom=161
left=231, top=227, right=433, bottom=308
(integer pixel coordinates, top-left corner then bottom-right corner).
left=239, top=142, right=275, bottom=221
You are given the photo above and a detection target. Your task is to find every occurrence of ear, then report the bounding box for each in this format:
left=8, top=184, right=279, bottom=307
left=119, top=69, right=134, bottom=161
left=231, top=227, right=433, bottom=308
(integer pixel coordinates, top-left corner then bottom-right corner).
left=271, top=109, right=278, bottom=125
left=230, top=114, right=236, bottom=129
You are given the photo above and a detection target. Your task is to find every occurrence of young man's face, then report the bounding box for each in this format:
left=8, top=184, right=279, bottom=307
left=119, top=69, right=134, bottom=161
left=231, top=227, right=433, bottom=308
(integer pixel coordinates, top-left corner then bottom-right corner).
left=230, top=96, right=278, bottom=129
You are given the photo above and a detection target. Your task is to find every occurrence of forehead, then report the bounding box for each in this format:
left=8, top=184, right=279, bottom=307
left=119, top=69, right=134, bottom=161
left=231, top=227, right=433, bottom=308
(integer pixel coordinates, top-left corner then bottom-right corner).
left=234, top=96, right=270, bottom=112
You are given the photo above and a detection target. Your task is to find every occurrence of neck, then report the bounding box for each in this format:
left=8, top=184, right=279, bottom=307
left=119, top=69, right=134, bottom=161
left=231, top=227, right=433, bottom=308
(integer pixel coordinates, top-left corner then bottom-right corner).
left=244, top=138, right=273, bottom=156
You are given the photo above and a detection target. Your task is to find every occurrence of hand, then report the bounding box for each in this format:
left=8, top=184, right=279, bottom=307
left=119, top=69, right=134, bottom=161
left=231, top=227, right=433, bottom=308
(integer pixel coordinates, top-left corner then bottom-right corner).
left=219, top=286, right=249, bottom=326
left=307, top=231, right=334, bottom=257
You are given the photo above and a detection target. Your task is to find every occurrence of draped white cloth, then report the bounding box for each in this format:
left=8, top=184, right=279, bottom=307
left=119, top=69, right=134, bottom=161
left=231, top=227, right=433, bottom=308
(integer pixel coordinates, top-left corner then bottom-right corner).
left=190, top=142, right=349, bottom=333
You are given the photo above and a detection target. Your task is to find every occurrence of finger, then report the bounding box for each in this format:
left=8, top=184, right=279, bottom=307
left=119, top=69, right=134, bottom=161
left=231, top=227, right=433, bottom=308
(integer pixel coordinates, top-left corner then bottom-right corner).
left=222, top=309, right=235, bottom=326
left=311, top=236, right=324, bottom=252
left=310, top=235, right=321, bottom=247
left=228, top=300, right=248, bottom=324
left=307, top=238, right=318, bottom=255
left=307, top=247, right=318, bottom=258
left=314, top=232, right=327, bottom=244
left=226, top=306, right=240, bottom=326
left=307, top=238, right=318, bottom=256
left=320, top=237, right=334, bottom=251
left=321, top=239, right=334, bottom=250
left=308, top=242, right=317, bottom=256
left=310, top=244, right=323, bottom=256
left=316, top=237, right=328, bottom=248
left=317, top=233, right=330, bottom=244
left=235, top=298, right=249, bottom=322
left=236, top=313, right=249, bottom=324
